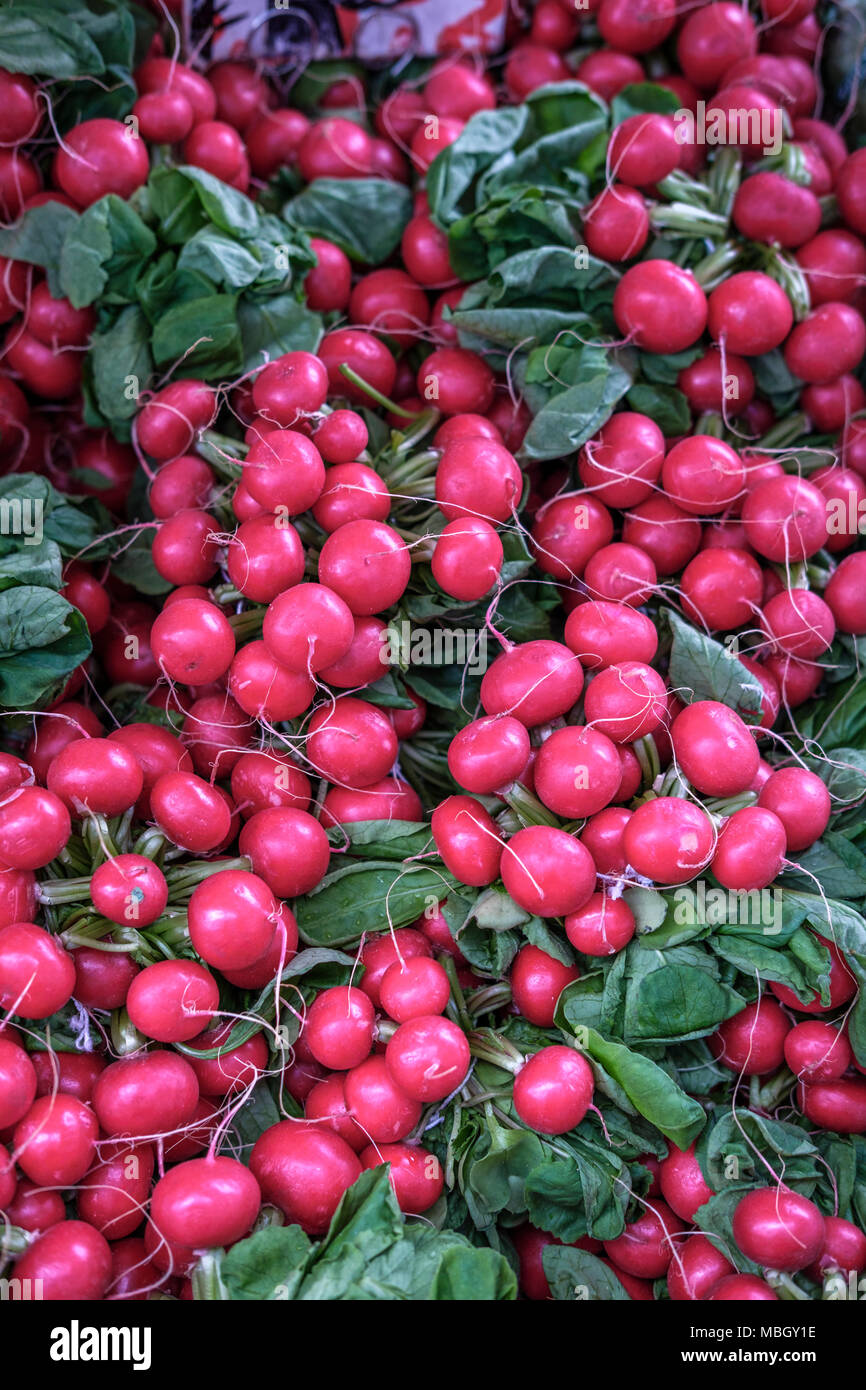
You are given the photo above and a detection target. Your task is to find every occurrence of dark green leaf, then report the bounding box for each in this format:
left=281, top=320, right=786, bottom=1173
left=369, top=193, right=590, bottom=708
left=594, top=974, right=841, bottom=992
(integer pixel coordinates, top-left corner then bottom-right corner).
left=296, top=861, right=457, bottom=947
left=666, top=608, right=764, bottom=717
left=0, top=202, right=79, bottom=297
left=285, top=178, right=412, bottom=263
left=543, top=1245, right=631, bottom=1301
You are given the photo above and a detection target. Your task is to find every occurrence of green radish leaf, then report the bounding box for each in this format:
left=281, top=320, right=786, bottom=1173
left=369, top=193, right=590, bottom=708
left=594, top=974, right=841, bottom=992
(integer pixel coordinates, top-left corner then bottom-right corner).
left=284, top=178, right=412, bottom=263
left=666, top=608, right=764, bottom=717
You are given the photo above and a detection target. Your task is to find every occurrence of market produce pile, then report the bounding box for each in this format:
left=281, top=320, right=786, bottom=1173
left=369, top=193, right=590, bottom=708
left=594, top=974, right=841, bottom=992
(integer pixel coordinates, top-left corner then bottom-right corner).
left=2, top=0, right=866, bottom=1304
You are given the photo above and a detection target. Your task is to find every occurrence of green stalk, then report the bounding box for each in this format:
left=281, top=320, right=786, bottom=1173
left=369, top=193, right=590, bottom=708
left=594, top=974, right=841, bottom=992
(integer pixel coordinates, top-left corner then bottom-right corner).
left=191, top=1250, right=229, bottom=1301
left=339, top=364, right=418, bottom=417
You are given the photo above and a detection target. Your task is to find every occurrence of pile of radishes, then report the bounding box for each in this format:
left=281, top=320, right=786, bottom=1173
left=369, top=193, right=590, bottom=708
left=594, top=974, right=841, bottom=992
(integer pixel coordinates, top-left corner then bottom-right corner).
left=1, top=0, right=866, bottom=1304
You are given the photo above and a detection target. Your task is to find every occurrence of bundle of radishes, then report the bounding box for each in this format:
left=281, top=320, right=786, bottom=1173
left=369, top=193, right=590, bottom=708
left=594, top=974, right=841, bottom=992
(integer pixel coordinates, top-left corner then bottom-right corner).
left=1, top=0, right=866, bottom=1305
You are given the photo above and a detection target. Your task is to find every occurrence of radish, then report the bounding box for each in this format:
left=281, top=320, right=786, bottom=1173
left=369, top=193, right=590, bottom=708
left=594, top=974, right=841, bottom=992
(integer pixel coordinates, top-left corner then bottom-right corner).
left=501, top=825, right=596, bottom=917
left=380, top=956, right=452, bottom=1023
left=13, top=1221, right=112, bottom=1301
left=14, top=1095, right=98, bottom=1187
left=186, top=1026, right=268, bottom=1097
left=509, top=945, right=580, bottom=1027
left=513, top=1045, right=595, bottom=1135
left=603, top=1199, right=685, bottom=1278
left=250, top=1123, right=362, bottom=1234
left=658, top=1143, right=715, bottom=1222
left=534, top=725, right=622, bottom=817
left=733, top=1187, right=825, bottom=1272
left=614, top=261, right=707, bottom=354
left=360, top=1143, right=444, bottom=1214
left=344, top=1057, right=422, bottom=1143
left=78, top=1145, right=155, bottom=1240
left=709, top=998, right=791, bottom=1076
left=304, top=238, right=352, bottom=311
left=623, top=797, right=715, bottom=885
left=385, top=1015, right=470, bottom=1101
left=447, top=716, right=530, bottom=796
left=667, top=1235, right=733, bottom=1301
left=150, top=1156, right=260, bottom=1249
left=239, top=807, right=331, bottom=898
left=306, top=986, right=376, bottom=1070
left=0, top=923, right=75, bottom=1018
left=565, top=892, right=636, bottom=956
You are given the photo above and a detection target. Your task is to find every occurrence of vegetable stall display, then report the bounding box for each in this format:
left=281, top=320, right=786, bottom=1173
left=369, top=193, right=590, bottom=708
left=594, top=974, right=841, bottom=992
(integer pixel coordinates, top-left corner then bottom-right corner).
left=0, top=0, right=865, bottom=1306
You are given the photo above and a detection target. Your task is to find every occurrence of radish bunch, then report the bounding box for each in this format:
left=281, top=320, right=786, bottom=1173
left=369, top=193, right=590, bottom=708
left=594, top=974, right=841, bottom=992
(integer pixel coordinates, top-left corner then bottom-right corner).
left=0, top=0, right=865, bottom=1306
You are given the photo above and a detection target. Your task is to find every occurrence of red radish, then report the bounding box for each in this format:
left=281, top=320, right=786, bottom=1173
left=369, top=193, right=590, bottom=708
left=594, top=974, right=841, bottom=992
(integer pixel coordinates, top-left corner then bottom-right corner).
left=263, top=582, right=355, bottom=674
left=583, top=661, right=667, bottom=743
left=613, top=261, right=707, bottom=353
left=359, top=929, right=432, bottom=1010
left=509, top=945, right=579, bottom=1027
left=344, top=1056, right=421, bottom=1143
left=151, top=1156, right=260, bottom=1249
left=298, top=118, right=372, bottom=181
left=14, top=1094, right=98, bottom=1186
left=126, top=960, right=219, bottom=1043
left=565, top=892, right=636, bottom=956
left=763, top=588, right=835, bottom=659
left=575, top=51, right=644, bottom=102
left=5, top=1179, right=66, bottom=1234
left=13, top=1220, right=112, bottom=1301
left=244, top=429, right=325, bottom=514
left=136, top=380, right=215, bottom=461
left=319, top=328, right=396, bottom=403
left=360, top=1143, right=444, bottom=1214
left=312, top=409, right=368, bottom=465
left=662, top=436, right=745, bottom=516
left=93, top=1052, right=199, bottom=1139
left=506, top=45, right=571, bottom=101
left=784, top=1021, right=852, bottom=1081
left=678, top=348, right=755, bottom=417
left=436, top=436, right=522, bottom=525
left=707, top=272, right=794, bottom=356
left=307, top=696, right=398, bottom=789
left=447, top=716, right=530, bottom=796
left=513, top=1045, right=594, bottom=1135
left=481, top=640, right=584, bottom=727
left=312, top=463, right=390, bottom=533
left=133, top=89, right=194, bottom=143
left=72, top=945, right=138, bottom=1010
left=239, top=807, right=331, bottom=898
left=150, top=772, right=232, bottom=853
left=609, top=114, right=680, bottom=187
left=380, top=957, right=451, bottom=1023
left=578, top=412, right=663, bottom=508
left=597, top=0, right=675, bottom=51
left=0, top=923, right=75, bottom=1018
left=252, top=352, right=328, bottom=428
left=785, top=303, right=866, bottom=384
left=501, top=826, right=596, bottom=918
left=532, top=493, right=614, bottom=580
left=800, top=1077, right=866, bottom=1132
left=565, top=600, right=658, bottom=670
left=658, top=1143, right=715, bottom=1222
left=432, top=518, right=504, bottom=601
left=709, top=998, right=791, bottom=1076
left=0, top=786, right=71, bottom=870
left=318, top=519, right=410, bottom=615
left=757, top=767, right=831, bottom=852
left=306, top=987, right=376, bottom=1070
left=667, top=1235, right=734, bottom=1301
left=534, top=725, right=622, bottom=817
left=670, top=700, right=760, bottom=796
left=603, top=1199, right=686, bottom=1278
left=583, top=184, right=649, bottom=263
left=47, top=738, right=143, bottom=818
left=78, top=1145, right=155, bottom=1240
left=733, top=1187, right=825, bottom=1271
left=251, top=1122, right=361, bottom=1234
left=0, top=1039, right=37, bottom=1128
left=623, top=797, right=715, bottom=885
left=825, top=553, right=866, bottom=634
left=711, top=807, right=787, bottom=890
left=385, top=1015, right=470, bottom=1102
left=304, top=238, right=352, bottom=311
